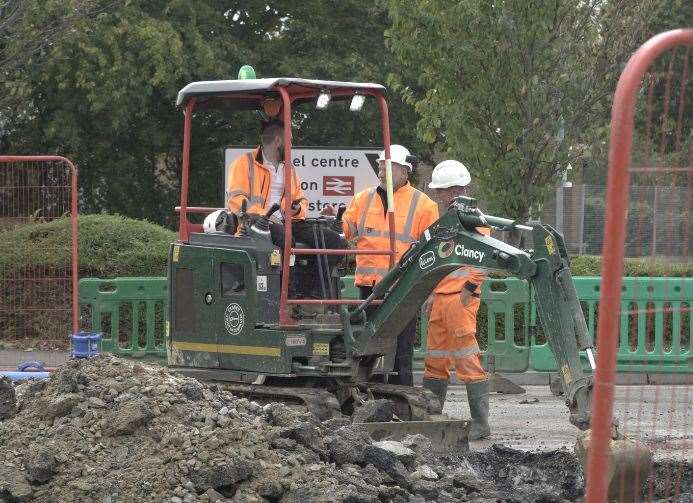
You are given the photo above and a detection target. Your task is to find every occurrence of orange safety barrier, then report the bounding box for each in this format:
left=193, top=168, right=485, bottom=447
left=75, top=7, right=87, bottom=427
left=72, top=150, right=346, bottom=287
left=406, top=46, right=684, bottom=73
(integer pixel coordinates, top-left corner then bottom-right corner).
left=586, top=29, right=692, bottom=503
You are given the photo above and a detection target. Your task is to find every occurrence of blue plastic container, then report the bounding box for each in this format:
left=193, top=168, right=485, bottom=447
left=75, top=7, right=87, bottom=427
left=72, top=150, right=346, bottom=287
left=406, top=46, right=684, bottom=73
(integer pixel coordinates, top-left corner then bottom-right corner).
left=70, top=331, right=102, bottom=358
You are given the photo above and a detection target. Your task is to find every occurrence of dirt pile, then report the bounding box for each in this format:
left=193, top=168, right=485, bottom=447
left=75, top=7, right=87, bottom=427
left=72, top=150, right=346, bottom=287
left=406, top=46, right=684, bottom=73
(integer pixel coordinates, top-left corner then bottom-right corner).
left=0, top=356, right=689, bottom=503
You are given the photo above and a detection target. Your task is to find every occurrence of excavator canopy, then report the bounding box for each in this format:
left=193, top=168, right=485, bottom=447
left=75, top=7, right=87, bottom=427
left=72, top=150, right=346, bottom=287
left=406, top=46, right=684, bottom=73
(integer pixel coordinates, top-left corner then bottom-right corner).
left=176, top=78, right=386, bottom=109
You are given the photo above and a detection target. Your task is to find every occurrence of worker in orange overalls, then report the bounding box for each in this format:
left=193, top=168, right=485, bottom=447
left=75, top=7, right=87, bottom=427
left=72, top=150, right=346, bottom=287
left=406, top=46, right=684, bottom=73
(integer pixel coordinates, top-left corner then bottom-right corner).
left=342, top=145, right=439, bottom=386
left=422, top=159, right=491, bottom=440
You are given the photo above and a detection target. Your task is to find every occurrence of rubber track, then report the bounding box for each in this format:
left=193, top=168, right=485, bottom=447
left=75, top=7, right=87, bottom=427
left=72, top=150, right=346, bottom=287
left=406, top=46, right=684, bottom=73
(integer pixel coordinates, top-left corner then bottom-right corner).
left=218, top=383, right=342, bottom=421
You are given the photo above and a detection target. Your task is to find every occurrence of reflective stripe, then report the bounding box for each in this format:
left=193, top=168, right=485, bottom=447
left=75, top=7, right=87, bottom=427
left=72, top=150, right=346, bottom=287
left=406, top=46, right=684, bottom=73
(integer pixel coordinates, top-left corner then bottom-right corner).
left=355, top=266, right=390, bottom=277
left=345, top=220, right=357, bottom=237
left=401, top=190, right=422, bottom=241
left=249, top=196, right=265, bottom=206
left=363, top=228, right=385, bottom=237
left=357, top=188, right=377, bottom=236
left=246, top=152, right=256, bottom=204
left=227, top=189, right=249, bottom=199
left=426, top=343, right=480, bottom=359
left=359, top=228, right=415, bottom=245
left=447, top=269, right=471, bottom=279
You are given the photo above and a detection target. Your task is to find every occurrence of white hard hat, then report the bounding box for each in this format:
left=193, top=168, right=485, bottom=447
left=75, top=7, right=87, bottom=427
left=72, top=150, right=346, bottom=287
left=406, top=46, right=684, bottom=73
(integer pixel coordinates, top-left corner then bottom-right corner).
left=203, top=209, right=227, bottom=233
left=377, top=144, right=414, bottom=171
left=428, top=160, right=471, bottom=189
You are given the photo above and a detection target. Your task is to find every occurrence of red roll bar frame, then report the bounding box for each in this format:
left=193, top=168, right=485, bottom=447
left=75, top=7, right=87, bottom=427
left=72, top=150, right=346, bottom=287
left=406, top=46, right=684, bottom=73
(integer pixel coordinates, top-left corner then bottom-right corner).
left=177, top=86, right=397, bottom=326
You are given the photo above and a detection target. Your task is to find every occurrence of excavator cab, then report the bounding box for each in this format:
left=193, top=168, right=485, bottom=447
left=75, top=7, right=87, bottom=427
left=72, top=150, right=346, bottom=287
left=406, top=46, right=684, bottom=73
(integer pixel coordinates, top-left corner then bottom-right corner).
left=168, top=70, right=400, bottom=383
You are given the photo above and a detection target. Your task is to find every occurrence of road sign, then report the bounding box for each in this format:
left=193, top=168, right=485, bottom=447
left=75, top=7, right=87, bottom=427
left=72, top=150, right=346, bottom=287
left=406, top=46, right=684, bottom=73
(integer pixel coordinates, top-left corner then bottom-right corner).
left=224, top=147, right=380, bottom=216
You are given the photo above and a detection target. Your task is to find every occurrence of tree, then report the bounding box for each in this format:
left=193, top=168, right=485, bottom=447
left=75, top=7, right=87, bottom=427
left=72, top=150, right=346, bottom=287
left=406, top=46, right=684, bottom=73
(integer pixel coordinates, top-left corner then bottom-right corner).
left=0, top=1, right=117, bottom=113
left=1, top=0, right=424, bottom=226
left=384, top=0, right=654, bottom=218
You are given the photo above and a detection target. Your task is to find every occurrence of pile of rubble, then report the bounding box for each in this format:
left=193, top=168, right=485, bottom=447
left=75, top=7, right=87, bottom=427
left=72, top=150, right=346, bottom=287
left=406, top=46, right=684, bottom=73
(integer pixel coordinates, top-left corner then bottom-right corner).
left=0, top=356, right=688, bottom=502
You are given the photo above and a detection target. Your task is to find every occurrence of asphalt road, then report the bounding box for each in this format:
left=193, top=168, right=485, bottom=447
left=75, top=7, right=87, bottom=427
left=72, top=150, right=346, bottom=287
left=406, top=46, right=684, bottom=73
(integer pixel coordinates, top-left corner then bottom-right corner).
left=444, top=384, right=692, bottom=461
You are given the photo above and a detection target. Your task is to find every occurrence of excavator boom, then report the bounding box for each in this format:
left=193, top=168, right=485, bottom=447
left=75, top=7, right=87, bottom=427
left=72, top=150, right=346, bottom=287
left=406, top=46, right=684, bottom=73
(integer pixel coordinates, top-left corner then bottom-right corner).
left=344, top=196, right=593, bottom=428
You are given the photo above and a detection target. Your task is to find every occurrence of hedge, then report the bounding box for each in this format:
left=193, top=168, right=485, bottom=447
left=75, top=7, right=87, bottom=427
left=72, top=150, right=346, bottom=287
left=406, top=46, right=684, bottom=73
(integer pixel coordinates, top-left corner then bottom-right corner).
left=0, top=215, right=175, bottom=341
left=0, top=214, right=175, bottom=278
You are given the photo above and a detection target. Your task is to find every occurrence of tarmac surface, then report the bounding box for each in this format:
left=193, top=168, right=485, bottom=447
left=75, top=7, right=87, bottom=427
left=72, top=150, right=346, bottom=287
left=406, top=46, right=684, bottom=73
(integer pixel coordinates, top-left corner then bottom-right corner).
left=445, top=384, right=692, bottom=461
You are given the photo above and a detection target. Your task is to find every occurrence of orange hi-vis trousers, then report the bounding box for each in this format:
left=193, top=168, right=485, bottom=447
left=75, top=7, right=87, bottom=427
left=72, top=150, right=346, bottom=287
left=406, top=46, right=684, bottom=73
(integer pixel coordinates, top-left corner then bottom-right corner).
left=424, top=292, right=487, bottom=383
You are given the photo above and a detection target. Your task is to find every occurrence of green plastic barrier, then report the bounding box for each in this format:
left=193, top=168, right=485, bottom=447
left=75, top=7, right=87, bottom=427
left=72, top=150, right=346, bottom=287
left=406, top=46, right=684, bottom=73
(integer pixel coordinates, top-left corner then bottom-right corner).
left=79, top=278, right=168, bottom=359
left=530, top=277, right=692, bottom=373
left=80, top=276, right=691, bottom=373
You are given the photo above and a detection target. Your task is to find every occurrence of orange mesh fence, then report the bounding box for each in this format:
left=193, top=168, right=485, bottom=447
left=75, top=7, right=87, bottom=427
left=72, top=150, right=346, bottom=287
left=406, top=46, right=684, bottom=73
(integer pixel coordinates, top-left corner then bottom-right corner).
left=585, top=30, right=692, bottom=503
left=0, top=156, right=79, bottom=351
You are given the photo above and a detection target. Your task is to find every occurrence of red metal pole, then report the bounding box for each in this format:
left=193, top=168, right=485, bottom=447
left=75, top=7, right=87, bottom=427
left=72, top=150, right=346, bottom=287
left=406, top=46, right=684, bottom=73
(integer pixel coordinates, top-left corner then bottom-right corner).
left=585, top=29, right=693, bottom=503
left=278, top=87, right=294, bottom=326
left=376, top=95, right=396, bottom=269
left=69, top=160, right=79, bottom=334
left=174, top=206, right=222, bottom=214
left=179, top=99, right=195, bottom=241
left=286, top=299, right=383, bottom=305
left=291, top=248, right=395, bottom=256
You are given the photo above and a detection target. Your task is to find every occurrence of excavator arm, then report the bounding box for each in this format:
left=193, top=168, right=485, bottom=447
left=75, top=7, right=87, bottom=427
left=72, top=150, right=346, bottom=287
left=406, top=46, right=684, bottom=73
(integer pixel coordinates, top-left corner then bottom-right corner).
left=342, top=196, right=594, bottom=429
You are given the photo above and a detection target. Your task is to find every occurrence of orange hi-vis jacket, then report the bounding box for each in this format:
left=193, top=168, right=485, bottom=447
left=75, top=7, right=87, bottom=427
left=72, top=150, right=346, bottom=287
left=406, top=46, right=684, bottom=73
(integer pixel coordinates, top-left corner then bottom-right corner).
left=226, top=147, right=308, bottom=220
left=343, top=183, right=439, bottom=286
left=434, top=227, right=491, bottom=295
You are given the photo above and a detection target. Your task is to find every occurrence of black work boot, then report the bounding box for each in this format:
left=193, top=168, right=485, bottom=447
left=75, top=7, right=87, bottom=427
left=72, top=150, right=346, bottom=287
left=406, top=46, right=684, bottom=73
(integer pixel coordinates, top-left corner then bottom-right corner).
left=422, top=377, right=449, bottom=410
left=466, top=379, right=491, bottom=440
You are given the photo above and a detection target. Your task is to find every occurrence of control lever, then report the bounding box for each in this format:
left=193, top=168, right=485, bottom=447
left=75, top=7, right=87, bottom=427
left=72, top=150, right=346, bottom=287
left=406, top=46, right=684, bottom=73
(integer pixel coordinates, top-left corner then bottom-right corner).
left=250, top=203, right=281, bottom=236
left=332, top=203, right=347, bottom=234
left=237, top=199, right=250, bottom=235
left=290, top=198, right=307, bottom=217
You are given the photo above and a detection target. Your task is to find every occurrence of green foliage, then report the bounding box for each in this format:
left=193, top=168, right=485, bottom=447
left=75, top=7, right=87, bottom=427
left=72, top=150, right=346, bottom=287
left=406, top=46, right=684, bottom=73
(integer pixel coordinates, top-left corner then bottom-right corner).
left=384, top=0, right=653, bottom=218
left=0, top=214, right=175, bottom=277
left=568, top=255, right=692, bottom=277
left=1, top=0, right=424, bottom=226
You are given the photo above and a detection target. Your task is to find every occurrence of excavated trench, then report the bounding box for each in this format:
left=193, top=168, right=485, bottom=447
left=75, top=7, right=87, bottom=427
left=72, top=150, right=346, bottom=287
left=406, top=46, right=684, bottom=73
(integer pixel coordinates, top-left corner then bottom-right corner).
left=0, top=356, right=689, bottom=503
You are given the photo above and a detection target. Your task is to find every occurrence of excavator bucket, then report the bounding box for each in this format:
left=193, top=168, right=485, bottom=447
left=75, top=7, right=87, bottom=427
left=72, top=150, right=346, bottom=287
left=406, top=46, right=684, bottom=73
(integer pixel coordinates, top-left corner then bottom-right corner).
left=575, top=431, right=653, bottom=502
left=360, top=419, right=471, bottom=453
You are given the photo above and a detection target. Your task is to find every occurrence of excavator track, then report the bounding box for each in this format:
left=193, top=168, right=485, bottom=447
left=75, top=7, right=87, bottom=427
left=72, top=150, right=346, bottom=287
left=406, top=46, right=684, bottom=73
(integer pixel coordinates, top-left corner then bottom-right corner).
left=173, top=368, right=470, bottom=451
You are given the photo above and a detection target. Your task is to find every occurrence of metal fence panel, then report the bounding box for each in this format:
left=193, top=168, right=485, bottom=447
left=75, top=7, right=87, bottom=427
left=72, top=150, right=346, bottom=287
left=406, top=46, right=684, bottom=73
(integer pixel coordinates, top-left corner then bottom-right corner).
left=0, top=156, right=79, bottom=344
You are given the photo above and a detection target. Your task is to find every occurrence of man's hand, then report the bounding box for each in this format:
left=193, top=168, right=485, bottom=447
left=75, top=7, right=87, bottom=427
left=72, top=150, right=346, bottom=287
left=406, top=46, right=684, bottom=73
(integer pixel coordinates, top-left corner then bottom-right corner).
left=321, top=205, right=336, bottom=217
left=460, top=281, right=479, bottom=307
left=460, top=289, right=474, bottom=307
left=287, top=199, right=303, bottom=217
left=423, top=294, right=434, bottom=317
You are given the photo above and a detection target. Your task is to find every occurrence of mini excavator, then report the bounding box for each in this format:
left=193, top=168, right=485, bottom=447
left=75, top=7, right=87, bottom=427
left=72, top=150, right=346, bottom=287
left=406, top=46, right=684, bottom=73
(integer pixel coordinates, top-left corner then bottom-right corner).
left=166, top=73, right=648, bottom=483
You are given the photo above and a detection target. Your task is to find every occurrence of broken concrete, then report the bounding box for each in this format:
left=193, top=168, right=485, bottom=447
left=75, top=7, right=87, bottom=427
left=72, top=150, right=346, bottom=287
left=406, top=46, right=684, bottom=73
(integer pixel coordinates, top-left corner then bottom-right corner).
left=23, top=448, right=57, bottom=483
left=0, top=377, right=16, bottom=420
left=351, top=399, right=393, bottom=423
left=0, top=465, right=33, bottom=502
left=0, top=356, right=688, bottom=502
left=370, top=440, right=416, bottom=465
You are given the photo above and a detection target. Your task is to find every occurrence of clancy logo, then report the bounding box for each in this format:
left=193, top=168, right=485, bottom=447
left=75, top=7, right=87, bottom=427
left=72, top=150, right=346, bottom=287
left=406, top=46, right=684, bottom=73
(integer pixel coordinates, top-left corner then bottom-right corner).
left=453, top=244, right=485, bottom=263
left=419, top=251, right=436, bottom=269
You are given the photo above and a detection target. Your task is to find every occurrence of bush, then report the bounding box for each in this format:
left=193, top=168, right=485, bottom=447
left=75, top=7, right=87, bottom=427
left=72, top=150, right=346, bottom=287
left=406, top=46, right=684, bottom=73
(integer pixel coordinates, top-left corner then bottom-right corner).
left=0, top=215, right=175, bottom=341
left=569, top=255, right=692, bottom=277
left=0, top=214, right=176, bottom=278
